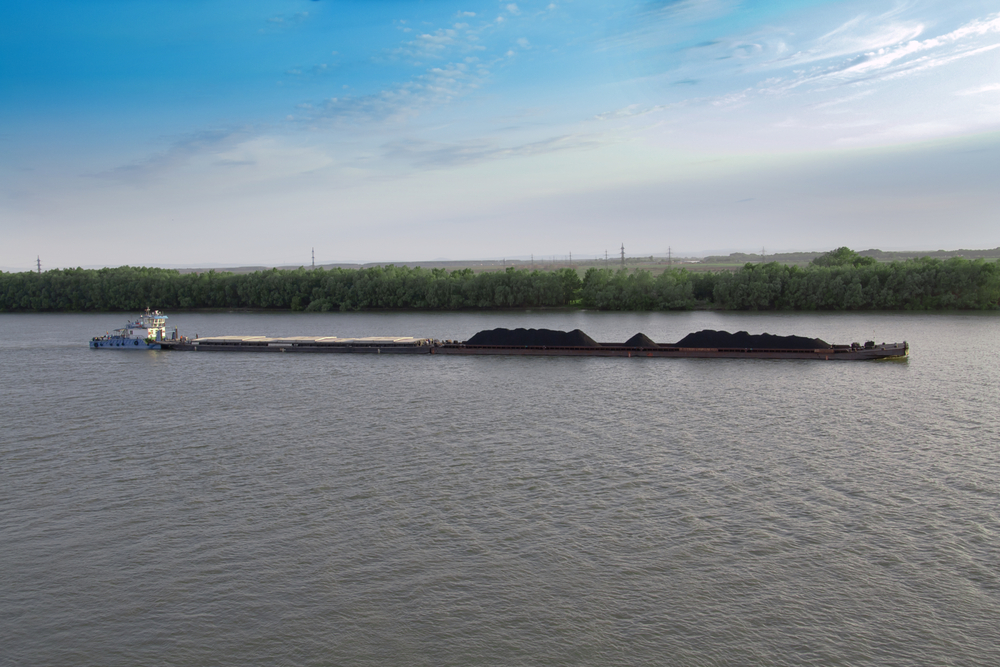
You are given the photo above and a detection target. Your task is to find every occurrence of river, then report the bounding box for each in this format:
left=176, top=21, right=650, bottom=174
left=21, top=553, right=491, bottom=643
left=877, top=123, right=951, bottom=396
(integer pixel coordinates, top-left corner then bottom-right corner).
left=2, top=311, right=998, bottom=666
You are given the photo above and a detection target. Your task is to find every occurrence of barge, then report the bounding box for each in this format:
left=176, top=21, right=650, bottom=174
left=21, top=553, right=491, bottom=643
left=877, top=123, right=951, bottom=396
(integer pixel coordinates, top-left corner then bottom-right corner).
left=140, top=324, right=907, bottom=361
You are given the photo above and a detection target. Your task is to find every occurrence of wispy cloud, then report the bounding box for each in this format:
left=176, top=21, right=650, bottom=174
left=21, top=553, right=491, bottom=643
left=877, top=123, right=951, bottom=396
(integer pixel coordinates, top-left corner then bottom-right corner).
left=835, top=121, right=961, bottom=145
left=313, top=61, right=491, bottom=124
left=394, top=28, right=463, bottom=60
left=595, top=100, right=691, bottom=120
left=382, top=133, right=605, bottom=167
left=302, top=9, right=524, bottom=126
left=596, top=0, right=740, bottom=52
left=956, top=82, right=1000, bottom=95
left=763, top=12, right=1000, bottom=92
left=92, top=130, right=245, bottom=183
left=767, top=10, right=925, bottom=69
left=260, top=11, right=311, bottom=33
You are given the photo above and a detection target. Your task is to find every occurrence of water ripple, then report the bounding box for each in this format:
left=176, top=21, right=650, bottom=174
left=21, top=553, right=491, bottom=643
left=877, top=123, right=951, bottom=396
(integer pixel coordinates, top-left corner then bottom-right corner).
left=2, top=312, right=999, bottom=666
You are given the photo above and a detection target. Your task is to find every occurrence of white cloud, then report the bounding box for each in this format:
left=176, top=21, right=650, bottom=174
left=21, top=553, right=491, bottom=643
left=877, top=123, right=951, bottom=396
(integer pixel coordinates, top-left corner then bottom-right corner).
left=835, top=121, right=961, bottom=145
left=93, top=130, right=245, bottom=184
left=506, top=4, right=521, bottom=16
left=956, top=83, right=1000, bottom=95
left=314, top=60, right=490, bottom=125
left=755, top=12, right=1000, bottom=95
left=808, top=89, right=875, bottom=110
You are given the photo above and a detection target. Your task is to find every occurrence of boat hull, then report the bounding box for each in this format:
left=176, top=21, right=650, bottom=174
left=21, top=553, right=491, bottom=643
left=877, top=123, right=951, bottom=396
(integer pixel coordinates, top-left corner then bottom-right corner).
left=90, top=339, right=161, bottom=350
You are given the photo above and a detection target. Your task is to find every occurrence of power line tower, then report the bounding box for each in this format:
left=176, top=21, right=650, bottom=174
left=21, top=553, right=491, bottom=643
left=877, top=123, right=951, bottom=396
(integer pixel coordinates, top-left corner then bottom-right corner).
left=620, top=244, right=625, bottom=268
left=36, top=256, right=41, bottom=274
left=312, top=247, right=315, bottom=269
left=668, top=246, right=672, bottom=267
left=761, top=246, right=766, bottom=263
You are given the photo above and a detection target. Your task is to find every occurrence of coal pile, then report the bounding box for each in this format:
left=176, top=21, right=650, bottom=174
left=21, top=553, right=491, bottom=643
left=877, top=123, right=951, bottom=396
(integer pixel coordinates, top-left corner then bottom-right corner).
left=623, top=333, right=660, bottom=348
left=673, top=329, right=831, bottom=350
left=465, top=328, right=601, bottom=347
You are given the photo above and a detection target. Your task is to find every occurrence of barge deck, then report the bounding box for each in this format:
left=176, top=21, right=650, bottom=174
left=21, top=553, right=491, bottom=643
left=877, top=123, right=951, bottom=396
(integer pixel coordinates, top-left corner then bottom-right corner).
left=155, top=334, right=908, bottom=360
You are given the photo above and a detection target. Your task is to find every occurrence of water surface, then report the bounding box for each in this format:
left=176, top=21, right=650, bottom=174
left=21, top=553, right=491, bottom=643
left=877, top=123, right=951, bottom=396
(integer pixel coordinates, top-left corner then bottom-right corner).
left=2, top=311, right=998, bottom=666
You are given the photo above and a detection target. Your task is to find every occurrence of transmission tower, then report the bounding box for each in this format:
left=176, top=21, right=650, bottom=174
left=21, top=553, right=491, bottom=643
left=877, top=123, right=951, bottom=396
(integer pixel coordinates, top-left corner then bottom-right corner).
left=620, top=244, right=625, bottom=268
left=36, top=256, right=41, bottom=274
left=312, top=247, right=315, bottom=269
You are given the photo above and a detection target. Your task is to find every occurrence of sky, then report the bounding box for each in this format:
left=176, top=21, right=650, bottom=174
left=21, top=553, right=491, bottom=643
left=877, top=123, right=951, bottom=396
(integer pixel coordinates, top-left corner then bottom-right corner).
left=2, top=0, right=999, bottom=270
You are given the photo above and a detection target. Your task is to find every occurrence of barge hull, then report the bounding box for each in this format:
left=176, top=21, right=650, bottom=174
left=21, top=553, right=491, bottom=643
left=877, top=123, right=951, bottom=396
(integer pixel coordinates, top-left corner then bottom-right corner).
left=157, top=341, right=907, bottom=359
left=431, top=342, right=907, bottom=360
left=161, top=343, right=433, bottom=354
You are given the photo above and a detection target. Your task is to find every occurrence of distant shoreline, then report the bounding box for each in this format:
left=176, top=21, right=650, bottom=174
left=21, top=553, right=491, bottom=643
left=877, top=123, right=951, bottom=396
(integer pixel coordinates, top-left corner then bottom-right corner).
left=9, top=246, right=1000, bottom=276
left=3, top=251, right=998, bottom=312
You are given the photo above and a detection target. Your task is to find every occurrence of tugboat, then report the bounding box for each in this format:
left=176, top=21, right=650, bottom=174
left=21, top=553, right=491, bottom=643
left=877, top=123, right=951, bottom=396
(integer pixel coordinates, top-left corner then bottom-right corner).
left=90, top=309, right=175, bottom=349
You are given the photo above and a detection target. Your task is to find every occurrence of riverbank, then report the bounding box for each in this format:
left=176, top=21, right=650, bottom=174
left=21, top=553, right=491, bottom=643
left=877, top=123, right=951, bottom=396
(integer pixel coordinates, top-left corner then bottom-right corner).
left=3, top=255, right=998, bottom=313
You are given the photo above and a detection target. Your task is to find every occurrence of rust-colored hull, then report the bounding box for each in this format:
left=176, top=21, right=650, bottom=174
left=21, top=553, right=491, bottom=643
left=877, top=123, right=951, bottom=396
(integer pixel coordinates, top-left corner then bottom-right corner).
left=431, top=342, right=908, bottom=360
left=157, top=337, right=908, bottom=360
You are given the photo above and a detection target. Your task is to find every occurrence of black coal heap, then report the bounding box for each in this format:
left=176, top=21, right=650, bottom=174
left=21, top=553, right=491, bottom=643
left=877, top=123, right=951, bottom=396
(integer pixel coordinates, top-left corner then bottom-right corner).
left=623, top=332, right=659, bottom=348
left=465, top=328, right=601, bottom=347
left=464, top=328, right=831, bottom=350
left=672, top=329, right=831, bottom=350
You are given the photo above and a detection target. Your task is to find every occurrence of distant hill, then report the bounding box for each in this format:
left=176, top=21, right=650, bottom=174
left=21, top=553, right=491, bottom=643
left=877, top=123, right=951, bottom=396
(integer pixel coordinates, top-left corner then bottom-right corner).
left=700, top=247, right=1000, bottom=265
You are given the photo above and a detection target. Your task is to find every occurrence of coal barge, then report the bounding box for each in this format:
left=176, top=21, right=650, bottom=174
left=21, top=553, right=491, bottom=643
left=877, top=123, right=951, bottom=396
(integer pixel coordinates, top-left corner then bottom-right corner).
left=153, top=327, right=908, bottom=360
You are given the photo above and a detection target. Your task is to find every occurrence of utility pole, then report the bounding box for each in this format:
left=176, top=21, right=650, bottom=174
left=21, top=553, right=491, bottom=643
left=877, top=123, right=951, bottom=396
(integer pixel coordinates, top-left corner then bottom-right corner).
left=36, top=256, right=41, bottom=274
left=620, top=244, right=625, bottom=268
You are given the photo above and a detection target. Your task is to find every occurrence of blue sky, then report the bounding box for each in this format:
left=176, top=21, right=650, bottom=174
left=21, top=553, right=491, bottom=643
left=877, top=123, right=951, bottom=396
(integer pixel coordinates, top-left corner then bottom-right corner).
left=2, top=0, right=999, bottom=269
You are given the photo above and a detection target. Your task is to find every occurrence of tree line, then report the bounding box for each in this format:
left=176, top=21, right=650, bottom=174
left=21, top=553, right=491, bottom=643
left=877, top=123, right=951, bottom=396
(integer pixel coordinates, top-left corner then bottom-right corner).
left=2, top=249, right=998, bottom=312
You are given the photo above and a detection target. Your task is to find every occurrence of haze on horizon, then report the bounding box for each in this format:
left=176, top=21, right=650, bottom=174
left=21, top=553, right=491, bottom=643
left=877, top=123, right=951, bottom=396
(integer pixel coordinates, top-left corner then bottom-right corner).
left=3, top=0, right=1000, bottom=272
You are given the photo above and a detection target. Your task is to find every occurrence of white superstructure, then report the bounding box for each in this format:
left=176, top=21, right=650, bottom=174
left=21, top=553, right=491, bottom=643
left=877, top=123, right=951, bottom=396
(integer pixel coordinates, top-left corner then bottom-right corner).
left=90, top=309, right=174, bottom=349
